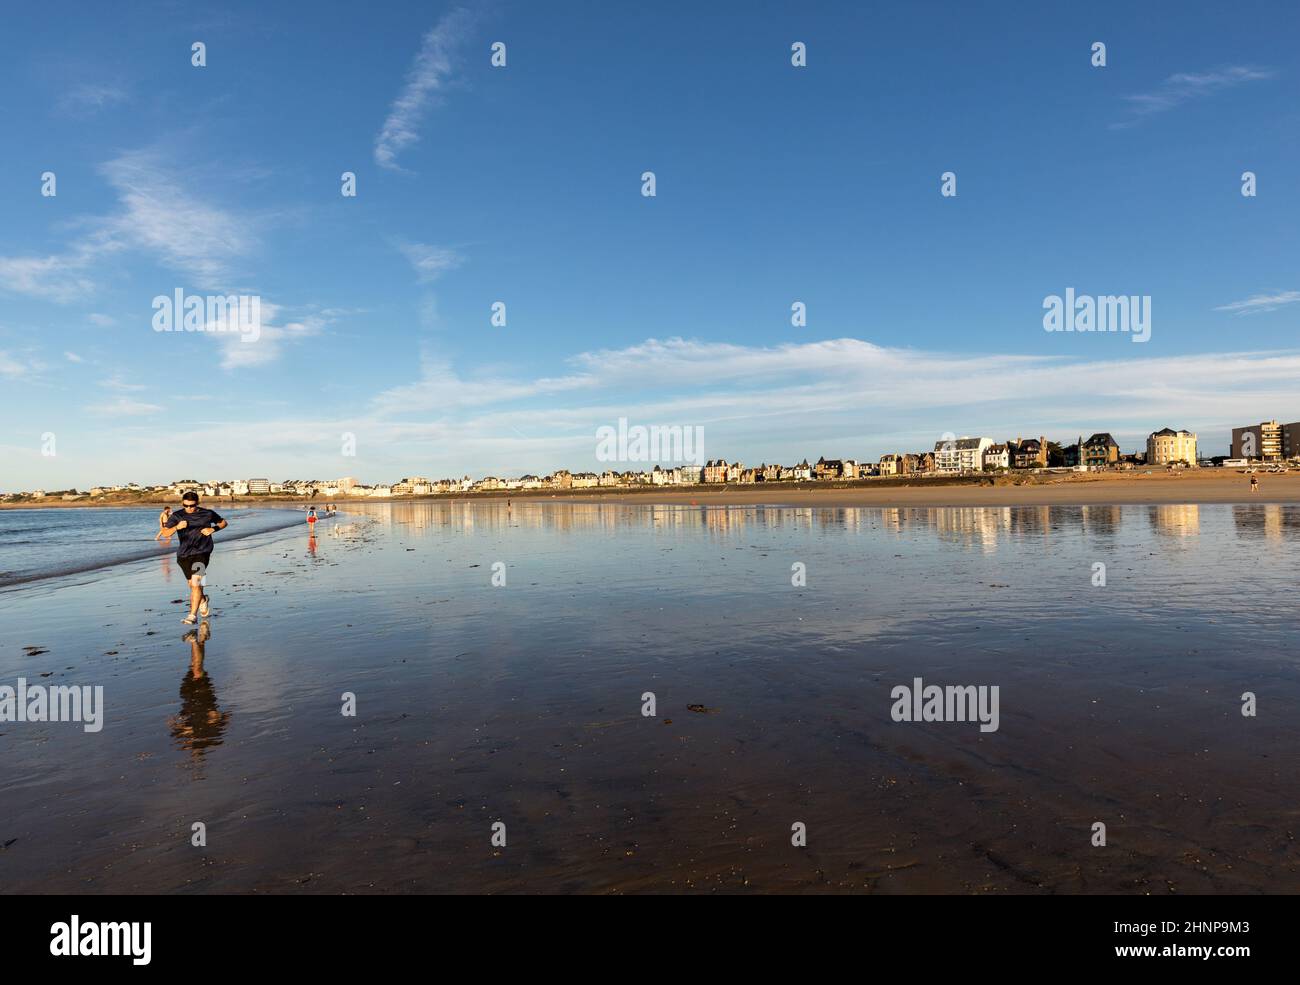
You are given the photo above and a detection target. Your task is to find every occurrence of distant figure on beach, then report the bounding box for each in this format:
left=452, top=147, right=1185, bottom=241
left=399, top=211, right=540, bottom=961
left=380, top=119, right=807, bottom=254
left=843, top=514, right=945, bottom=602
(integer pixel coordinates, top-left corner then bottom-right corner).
left=307, top=506, right=317, bottom=532
left=159, top=490, right=227, bottom=625
left=1250, top=475, right=1260, bottom=493
left=155, top=506, right=172, bottom=541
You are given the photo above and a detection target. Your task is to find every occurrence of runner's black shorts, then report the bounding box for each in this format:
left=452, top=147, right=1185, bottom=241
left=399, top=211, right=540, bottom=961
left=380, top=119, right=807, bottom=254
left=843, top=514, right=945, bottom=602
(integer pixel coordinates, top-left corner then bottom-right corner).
left=177, top=553, right=212, bottom=580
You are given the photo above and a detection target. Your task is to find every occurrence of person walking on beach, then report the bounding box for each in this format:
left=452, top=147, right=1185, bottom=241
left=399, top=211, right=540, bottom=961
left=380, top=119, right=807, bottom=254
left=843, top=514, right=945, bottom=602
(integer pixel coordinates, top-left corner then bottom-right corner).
left=160, top=491, right=227, bottom=625
left=307, top=506, right=317, bottom=532
left=155, top=506, right=172, bottom=541
left=1250, top=474, right=1260, bottom=493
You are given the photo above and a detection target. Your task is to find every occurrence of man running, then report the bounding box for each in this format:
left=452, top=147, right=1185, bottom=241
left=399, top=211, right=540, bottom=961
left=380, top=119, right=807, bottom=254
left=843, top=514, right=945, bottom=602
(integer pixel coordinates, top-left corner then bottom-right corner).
left=160, top=490, right=227, bottom=625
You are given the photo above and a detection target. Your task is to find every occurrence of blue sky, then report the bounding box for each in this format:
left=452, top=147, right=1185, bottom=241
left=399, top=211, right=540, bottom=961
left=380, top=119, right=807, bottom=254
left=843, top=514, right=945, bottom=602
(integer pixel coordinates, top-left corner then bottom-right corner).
left=3, top=0, right=1299, bottom=488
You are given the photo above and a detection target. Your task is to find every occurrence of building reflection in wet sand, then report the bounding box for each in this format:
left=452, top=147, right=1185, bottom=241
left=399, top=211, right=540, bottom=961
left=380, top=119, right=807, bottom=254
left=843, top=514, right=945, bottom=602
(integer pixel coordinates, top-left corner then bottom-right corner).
left=1232, top=503, right=1300, bottom=540
left=1146, top=504, right=1200, bottom=538
left=338, top=500, right=1247, bottom=551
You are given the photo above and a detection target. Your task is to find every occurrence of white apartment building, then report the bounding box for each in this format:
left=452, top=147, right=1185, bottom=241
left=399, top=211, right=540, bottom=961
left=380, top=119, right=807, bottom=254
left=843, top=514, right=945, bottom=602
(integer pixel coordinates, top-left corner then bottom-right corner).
left=934, top=436, right=994, bottom=473
left=650, top=466, right=679, bottom=485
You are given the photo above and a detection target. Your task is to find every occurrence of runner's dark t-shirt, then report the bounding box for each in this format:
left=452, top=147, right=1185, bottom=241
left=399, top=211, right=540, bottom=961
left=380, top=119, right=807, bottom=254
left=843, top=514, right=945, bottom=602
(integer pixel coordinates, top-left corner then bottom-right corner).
left=164, top=507, right=225, bottom=557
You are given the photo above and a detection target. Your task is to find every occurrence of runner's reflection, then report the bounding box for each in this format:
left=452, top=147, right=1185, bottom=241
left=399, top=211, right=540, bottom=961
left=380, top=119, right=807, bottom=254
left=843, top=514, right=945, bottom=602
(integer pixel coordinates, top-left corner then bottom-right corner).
left=169, top=621, right=230, bottom=760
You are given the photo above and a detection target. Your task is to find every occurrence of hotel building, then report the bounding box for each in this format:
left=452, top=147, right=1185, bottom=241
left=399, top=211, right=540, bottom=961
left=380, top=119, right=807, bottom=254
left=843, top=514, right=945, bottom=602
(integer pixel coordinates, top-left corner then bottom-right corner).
left=1146, top=428, right=1198, bottom=467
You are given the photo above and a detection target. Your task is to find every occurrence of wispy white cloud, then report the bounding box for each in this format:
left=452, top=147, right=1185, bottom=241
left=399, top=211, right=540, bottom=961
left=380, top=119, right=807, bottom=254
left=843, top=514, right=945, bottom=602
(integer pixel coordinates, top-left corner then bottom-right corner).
left=1215, top=290, right=1300, bottom=315
left=374, top=8, right=475, bottom=171
left=98, top=149, right=258, bottom=287
left=59, top=82, right=128, bottom=114
left=99, top=375, right=148, bottom=392
left=355, top=336, right=1300, bottom=476
left=0, top=147, right=312, bottom=375
left=84, top=396, right=163, bottom=417
left=18, top=335, right=1300, bottom=485
left=0, top=247, right=107, bottom=303
left=202, top=302, right=330, bottom=370
left=0, top=350, right=39, bottom=378
left=370, top=351, right=591, bottom=417
left=1113, top=66, right=1276, bottom=127
left=0, top=147, right=258, bottom=302
left=398, top=241, right=464, bottom=282
left=64, top=351, right=84, bottom=363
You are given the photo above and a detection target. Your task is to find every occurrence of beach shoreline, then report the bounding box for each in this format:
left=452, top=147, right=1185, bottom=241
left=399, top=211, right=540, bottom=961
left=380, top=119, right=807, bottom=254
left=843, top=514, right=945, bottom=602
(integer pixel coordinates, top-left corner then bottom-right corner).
left=6, top=469, right=1298, bottom=511
left=548, top=470, right=1300, bottom=508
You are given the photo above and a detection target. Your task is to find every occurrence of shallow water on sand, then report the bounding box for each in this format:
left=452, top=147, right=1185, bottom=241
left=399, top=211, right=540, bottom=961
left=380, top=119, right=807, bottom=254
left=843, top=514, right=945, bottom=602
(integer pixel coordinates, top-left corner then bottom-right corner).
left=0, top=506, right=303, bottom=588
left=1, top=501, right=1297, bottom=893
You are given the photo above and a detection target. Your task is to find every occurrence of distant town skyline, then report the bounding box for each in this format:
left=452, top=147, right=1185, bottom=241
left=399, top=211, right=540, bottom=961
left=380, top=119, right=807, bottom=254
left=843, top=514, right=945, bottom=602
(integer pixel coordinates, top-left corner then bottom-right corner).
left=3, top=1, right=1299, bottom=488
left=15, top=420, right=1300, bottom=496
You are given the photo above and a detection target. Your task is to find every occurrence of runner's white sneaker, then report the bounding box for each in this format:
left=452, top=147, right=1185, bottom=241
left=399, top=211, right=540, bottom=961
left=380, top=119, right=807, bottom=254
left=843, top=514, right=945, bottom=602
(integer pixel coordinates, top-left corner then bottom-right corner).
left=182, top=614, right=198, bottom=625
left=199, top=595, right=211, bottom=617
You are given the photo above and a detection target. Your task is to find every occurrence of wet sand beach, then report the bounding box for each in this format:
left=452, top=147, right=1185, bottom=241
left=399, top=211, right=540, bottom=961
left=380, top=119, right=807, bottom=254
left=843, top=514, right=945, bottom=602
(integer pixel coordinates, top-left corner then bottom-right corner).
left=8, top=469, right=1299, bottom=514
left=549, top=469, right=1300, bottom=509
left=1, top=501, right=1297, bottom=894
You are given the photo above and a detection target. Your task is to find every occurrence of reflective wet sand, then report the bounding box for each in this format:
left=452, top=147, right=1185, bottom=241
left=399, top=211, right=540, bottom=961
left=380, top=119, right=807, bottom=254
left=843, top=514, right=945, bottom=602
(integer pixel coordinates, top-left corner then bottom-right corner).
left=2, top=502, right=1297, bottom=893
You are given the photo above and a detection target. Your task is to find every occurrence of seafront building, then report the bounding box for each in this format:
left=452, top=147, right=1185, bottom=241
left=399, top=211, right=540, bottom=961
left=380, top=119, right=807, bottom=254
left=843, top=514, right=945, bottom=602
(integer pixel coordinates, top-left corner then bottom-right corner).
left=983, top=443, right=1010, bottom=470
left=934, top=436, right=993, bottom=473
left=1146, top=428, right=1198, bottom=467
left=1230, top=420, right=1300, bottom=461
left=702, top=460, right=728, bottom=483
left=903, top=451, right=935, bottom=474
left=1010, top=437, right=1048, bottom=469
left=1082, top=433, right=1121, bottom=469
